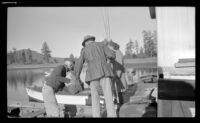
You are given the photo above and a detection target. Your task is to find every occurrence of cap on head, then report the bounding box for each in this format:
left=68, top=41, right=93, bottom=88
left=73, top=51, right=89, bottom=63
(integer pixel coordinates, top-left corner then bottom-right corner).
left=64, top=58, right=75, bottom=68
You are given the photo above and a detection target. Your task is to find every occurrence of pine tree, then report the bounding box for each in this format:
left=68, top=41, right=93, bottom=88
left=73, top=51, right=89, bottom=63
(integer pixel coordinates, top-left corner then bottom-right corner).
left=142, top=30, right=157, bottom=57
left=41, top=41, right=51, bottom=63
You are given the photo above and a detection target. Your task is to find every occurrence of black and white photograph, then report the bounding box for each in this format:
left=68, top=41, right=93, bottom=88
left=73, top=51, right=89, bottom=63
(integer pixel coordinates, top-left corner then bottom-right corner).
left=5, top=5, right=195, bottom=118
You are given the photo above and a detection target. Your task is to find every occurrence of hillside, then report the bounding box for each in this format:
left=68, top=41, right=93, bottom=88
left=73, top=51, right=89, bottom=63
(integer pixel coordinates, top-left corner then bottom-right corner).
left=28, top=50, right=65, bottom=63
left=7, top=49, right=65, bottom=64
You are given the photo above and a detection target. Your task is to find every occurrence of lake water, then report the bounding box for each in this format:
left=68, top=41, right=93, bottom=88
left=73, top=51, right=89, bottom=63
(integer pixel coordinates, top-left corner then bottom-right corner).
left=7, top=68, right=51, bottom=104
left=7, top=67, right=157, bottom=105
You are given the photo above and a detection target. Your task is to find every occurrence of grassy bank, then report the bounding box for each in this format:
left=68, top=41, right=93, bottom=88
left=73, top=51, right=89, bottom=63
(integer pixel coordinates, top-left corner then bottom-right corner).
left=7, top=63, right=61, bottom=70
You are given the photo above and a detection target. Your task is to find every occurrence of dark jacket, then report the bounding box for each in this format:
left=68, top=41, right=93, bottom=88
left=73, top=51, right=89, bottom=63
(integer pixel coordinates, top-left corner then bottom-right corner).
left=45, top=65, right=70, bottom=92
left=112, top=49, right=125, bottom=75
left=111, top=49, right=127, bottom=91
left=74, top=42, right=116, bottom=83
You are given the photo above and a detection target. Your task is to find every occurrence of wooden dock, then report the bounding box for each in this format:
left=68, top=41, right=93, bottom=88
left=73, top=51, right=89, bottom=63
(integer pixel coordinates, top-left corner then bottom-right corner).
left=119, top=81, right=157, bottom=117
left=8, top=77, right=158, bottom=118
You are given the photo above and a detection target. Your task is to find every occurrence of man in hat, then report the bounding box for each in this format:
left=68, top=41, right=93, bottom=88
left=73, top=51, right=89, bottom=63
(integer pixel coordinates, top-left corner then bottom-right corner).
left=42, top=58, right=75, bottom=117
left=74, top=35, right=117, bottom=117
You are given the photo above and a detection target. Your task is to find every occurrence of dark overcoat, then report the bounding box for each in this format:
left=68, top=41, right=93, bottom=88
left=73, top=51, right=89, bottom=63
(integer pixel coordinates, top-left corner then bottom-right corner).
left=45, top=65, right=70, bottom=92
left=75, top=42, right=116, bottom=84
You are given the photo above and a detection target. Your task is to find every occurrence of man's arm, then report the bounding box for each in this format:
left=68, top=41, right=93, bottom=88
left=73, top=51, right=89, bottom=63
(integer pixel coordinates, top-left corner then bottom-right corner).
left=74, top=49, right=85, bottom=79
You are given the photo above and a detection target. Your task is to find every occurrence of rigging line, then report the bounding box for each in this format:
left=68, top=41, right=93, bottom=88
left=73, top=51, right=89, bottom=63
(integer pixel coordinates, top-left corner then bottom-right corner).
left=106, top=8, right=110, bottom=40
left=107, top=8, right=111, bottom=40
left=104, top=8, right=109, bottom=39
left=102, top=10, right=106, bottom=37
left=104, top=7, right=110, bottom=41
left=102, top=8, right=108, bottom=39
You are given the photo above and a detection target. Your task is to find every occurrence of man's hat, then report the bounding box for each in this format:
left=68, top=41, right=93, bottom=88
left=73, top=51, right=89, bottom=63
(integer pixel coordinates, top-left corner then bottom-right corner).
left=82, top=35, right=95, bottom=47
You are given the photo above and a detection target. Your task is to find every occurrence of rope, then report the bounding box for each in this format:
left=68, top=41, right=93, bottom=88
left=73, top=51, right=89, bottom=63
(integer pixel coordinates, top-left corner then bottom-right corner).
left=102, top=7, right=111, bottom=41
left=102, top=8, right=107, bottom=39
left=105, top=8, right=111, bottom=40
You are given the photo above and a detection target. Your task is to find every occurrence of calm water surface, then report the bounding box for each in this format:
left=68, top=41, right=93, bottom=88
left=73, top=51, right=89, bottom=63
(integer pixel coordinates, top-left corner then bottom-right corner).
left=7, top=68, right=51, bottom=104
left=7, top=67, right=157, bottom=105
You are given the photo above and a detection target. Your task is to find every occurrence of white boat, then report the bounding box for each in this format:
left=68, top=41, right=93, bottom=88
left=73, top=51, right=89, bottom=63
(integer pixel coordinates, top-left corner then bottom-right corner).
left=26, top=87, right=105, bottom=106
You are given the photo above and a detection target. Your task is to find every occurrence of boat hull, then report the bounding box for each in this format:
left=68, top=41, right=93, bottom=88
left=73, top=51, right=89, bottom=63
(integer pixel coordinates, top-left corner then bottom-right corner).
left=26, top=88, right=105, bottom=106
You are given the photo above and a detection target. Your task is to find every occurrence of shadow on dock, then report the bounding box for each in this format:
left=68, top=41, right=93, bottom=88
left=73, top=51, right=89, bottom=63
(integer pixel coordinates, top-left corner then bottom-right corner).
left=142, top=101, right=157, bottom=117
left=158, top=79, right=195, bottom=101
left=63, top=105, right=77, bottom=117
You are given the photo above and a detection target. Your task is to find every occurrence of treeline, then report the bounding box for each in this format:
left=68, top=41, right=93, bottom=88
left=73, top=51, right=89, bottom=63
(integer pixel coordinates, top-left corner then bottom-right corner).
left=7, top=42, right=59, bottom=65
left=124, top=30, right=157, bottom=59
left=7, top=48, right=34, bottom=65
left=7, top=30, right=157, bottom=65
left=7, top=41, right=78, bottom=65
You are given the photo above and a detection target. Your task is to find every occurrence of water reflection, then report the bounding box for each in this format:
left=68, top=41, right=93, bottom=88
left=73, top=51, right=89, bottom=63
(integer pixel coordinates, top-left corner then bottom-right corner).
left=7, top=67, right=157, bottom=104
left=7, top=68, right=52, bottom=103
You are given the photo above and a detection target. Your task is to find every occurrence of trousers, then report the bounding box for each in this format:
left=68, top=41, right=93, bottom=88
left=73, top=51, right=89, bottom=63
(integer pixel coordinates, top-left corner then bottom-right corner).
left=90, top=77, right=117, bottom=117
left=42, top=83, right=60, bottom=117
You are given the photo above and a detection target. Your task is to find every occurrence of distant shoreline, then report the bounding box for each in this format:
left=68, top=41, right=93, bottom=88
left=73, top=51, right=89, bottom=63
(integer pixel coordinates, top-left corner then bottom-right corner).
left=7, top=63, right=61, bottom=70
left=7, top=57, right=157, bottom=70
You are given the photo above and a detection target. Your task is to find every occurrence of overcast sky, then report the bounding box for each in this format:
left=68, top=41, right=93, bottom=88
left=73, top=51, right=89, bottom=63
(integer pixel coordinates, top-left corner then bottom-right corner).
left=7, top=7, right=156, bottom=58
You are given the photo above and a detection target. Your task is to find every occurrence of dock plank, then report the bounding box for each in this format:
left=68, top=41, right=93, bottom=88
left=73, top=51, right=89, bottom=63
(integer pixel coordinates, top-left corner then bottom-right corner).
left=180, top=101, right=195, bottom=117
left=119, top=102, right=147, bottom=117
left=158, top=99, right=172, bottom=117
left=172, top=101, right=184, bottom=117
